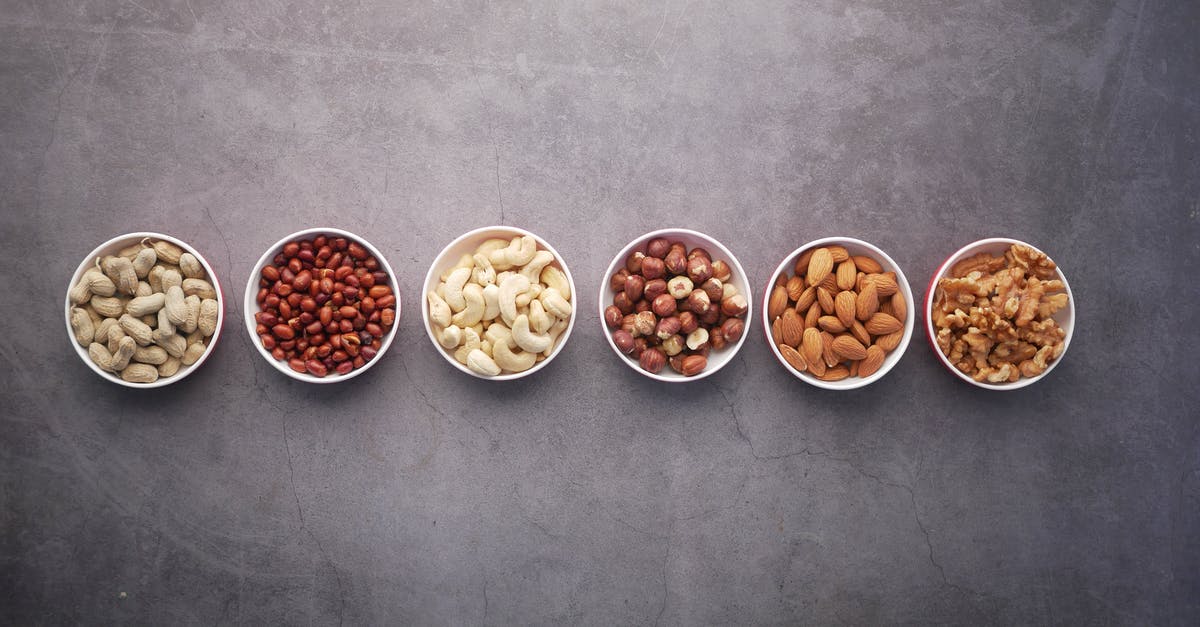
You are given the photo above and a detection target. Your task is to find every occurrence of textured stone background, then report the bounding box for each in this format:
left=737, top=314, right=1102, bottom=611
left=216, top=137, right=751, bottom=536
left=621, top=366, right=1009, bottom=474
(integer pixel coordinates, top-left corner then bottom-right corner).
left=2, top=1, right=1198, bottom=624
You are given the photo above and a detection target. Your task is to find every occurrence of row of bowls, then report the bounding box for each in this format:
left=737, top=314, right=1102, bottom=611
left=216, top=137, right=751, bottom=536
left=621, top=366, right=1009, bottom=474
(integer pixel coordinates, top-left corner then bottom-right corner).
left=65, top=228, right=1075, bottom=390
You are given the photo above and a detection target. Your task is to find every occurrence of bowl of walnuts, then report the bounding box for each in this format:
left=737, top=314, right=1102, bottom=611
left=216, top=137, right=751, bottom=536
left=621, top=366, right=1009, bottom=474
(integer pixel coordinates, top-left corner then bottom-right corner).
left=600, top=229, right=752, bottom=382
left=925, top=237, right=1074, bottom=389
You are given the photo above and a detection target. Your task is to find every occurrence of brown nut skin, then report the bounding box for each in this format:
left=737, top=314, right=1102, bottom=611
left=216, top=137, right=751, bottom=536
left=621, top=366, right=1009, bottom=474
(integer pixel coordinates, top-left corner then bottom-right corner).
left=687, top=247, right=712, bottom=261
left=700, top=304, right=721, bottom=325
left=721, top=317, right=746, bottom=343
left=665, top=248, right=688, bottom=275
left=641, top=257, right=665, bottom=280
left=686, top=289, right=711, bottom=314
left=624, top=274, right=646, bottom=302
left=668, top=354, right=687, bottom=375
left=610, top=268, right=629, bottom=293
left=646, top=238, right=671, bottom=259
left=711, top=259, right=732, bottom=282
left=709, top=327, right=728, bottom=350
left=643, top=279, right=668, bottom=301
left=678, top=311, right=699, bottom=334
left=639, top=347, right=667, bottom=373
left=687, top=256, right=713, bottom=283
left=632, top=337, right=649, bottom=358
left=652, top=293, right=678, bottom=317
left=701, top=278, right=723, bottom=302
left=604, top=305, right=624, bottom=330
left=612, top=330, right=636, bottom=354
left=620, top=314, right=638, bottom=335
left=613, top=292, right=635, bottom=315
left=625, top=251, right=646, bottom=274
left=655, top=316, right=682, bottom=339
left=634, top=298, right=652, bottom=313
left=680, top=354, right=707, bottom=376
left=721, top=293, right=749, bottom=317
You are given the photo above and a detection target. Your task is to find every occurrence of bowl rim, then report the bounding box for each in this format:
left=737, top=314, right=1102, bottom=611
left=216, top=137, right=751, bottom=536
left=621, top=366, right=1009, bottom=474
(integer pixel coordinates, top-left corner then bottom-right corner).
left=421, top=225, right=577, bottom=381
left=923, top=236, right=1075, bottom=390
left=597, top=227, right=753, bottom=383
left=760, top=236, right=915, bottom=390
left=64, top=231, right=226, bottom=388
left=243, top=227, right=401, bottom=384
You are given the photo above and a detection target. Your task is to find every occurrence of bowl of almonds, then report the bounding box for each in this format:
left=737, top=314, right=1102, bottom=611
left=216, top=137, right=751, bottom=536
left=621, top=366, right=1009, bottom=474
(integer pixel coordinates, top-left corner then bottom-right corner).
left=600, top=229, right=752, bottom=382
left=762, top=237, right=914, bottom=389
left=925, top=238, right=1074, bottom=389
left=64, top=232, right=224, bottom=387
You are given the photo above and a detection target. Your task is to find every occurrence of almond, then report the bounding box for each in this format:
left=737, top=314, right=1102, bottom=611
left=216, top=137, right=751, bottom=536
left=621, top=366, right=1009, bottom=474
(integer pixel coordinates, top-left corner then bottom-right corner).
left=768, top=285, right=789, bottom=320
left=794, top=286, right=816, bottom=313
left=836, top=258, right=857, bottom=291
left=835, top=291, right=856, bottom=328
left=816, top=364, right=850, bottom=381
left=851, top=255, right=883, bottom=274
left=856, top=283, right=878, bottom=321
left=868, top=272, right=899, bottom=297
left=820, top=331, right=839, bottom=367
left=832, top=334, right=868, bottom=361
left=874, top=329, right=904, bottom=351
left=851, top=320, right=871, bottom=347
left=818, top=273, right=837, bottom=293
left=805, top=302, right=822, bottom=329
left=858, top=345, right=886, bottom=378
left=785, top=276, right=806, bottom=302
left=828, top=246, right=850, bottom=263
left=806, top=248, right=833, bottom=287
left=801, top=328, right=823, bottom=369
left=865, top=312, right=903, bottom=335
left=780, top=308, right=804, bottom=347
left=891, top=291, right=907, bottom=324
left=817, top=316, right=846, bottom=334
left=817, top=287, right=834, bottom=315
left=771, top=316, right=783, bottom=345
left=778, top=343, right=807, bottom=372
left=793, top=248, right=815, bottom=277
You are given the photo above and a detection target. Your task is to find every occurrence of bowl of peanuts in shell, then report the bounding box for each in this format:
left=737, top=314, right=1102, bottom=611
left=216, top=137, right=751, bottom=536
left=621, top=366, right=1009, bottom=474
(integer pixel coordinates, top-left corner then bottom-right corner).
left=65, top=232, right=225, bottom=387
left=245, top=227, right=400, bottom=383
left=422, top=226, right=576, bottom=380
left=763, top=237, right=915, bottom=390
left=925, top=238, right=1074, bottom=389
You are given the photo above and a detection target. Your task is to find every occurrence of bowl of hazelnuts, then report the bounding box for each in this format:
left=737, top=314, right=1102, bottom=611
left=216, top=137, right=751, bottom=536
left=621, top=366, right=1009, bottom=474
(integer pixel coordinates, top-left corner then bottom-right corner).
left=599, top=229, right=752, bottom=381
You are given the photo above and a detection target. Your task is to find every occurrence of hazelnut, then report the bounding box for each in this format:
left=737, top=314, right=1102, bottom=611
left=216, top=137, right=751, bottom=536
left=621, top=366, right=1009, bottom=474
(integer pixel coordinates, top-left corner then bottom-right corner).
left=691, top=343, right=712, bottom=357
left=634, top=298, right=652, bottom=313
left=644, top=278, right=668, bottom=301
left=621, top=314, right=637, bottom=335
left=610, top=268, right=629, bottom=293
left=709, top=327, right=728, bottom=350
left=722, top=282, right=739, bottom=301
left=633, top=311, right=657, bottom=336
left=613, top=292, right=634, bottom=314
left=687, top=256, right=713, bottom=283
left=687, top=247, right=711, bottom=262
left=641, top=257, right=665, bottom=280
left=655, top=315, right=682, bottom=339
left=681, top=354, right=707, bottom=376
left=661, top=334, right=685, bottom=356
left=624, top=274, right=645, bottom=302
left=652, top=293, right=677, bottom=317
left=604, top=305, right=623, bottom=329
left=612, top=330, right=635, bottom=354
left=686, top=289, right=710, bottom=314
left=668, top=354, right=687, bottom=375
left=667, top=276, right=694, bottom=300
left=701, top=278, right=723, bottom=302
left=678, top=311, right=699, bottom=334
left=647, top=237, right=671, bottom=259
left=711, top=259, right=732, bottom=282
left=686, top=327, right=709, bottom=350
left=720, top=293, right=748, bottom=317
left=665, top=248, right=688, bottom=275
left=632, top=337, right=648, bottom=357
left=700, top=303, right=721, bottom=325
left=639, top=347, right=667, bottom=373
left=625, top=251, right=645, bottom=274
left=721, top=317, right=746, bottom=343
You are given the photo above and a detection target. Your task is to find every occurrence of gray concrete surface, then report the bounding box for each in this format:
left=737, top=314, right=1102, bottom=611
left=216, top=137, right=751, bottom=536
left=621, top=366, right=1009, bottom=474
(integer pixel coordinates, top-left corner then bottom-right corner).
left=2, top=1, right=1198, bottom=624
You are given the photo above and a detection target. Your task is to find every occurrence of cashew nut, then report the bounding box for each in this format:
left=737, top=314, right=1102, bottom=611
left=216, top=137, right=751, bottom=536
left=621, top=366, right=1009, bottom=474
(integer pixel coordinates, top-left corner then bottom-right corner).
left=482, top=284, right=500, bottom=321
left=440, top=254, right=475, bottom=281
left=515, top=291, right=533, bottom=308
left=493, top=340, right=536, bottom=373
left=539, top=288, right=572, bottom=320
left=484, top=322, right=515, bottom=350
left=498, top=274, right=530, bottom=326
left=428, top=291, right=452, bottom=327
left=519, top=250, right=555, bottom=285
left=451, top=283, right=485, bottom=327
left=466, top=349, right=501, bottom=376
left=543, top=318, right=569, bottom=357
left=488, top=248, right=514, bottom=271
left=505, top=235, right=538, bottom=267
left=442, top=267, right=472, bottom=312
left=474, top=238, right=511, bottom=257
left=453, top=327, right=481, bottom=365
left=511, top=314, right=552, bottom=353
left=472, top=253, right=496, bottom=286
left=540, top=266, right=571, bottom=300
left=529, top=299, right=552, bottom=334
left=439, top=325, right=463, bottom=349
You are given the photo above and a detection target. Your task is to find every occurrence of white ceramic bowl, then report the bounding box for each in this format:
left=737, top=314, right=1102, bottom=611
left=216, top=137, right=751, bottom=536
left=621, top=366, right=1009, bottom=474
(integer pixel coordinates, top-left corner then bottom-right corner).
left=762, top=237, right=914, bottom=390
left=245, top=227, right=400, bottom=383
left=925, top=237, right=1075, bottom=389
left=422, top=226, right=576, bottom=380
left=599, top=229, right=753, bottom=382
left=64, top=232, right=225, bottom=387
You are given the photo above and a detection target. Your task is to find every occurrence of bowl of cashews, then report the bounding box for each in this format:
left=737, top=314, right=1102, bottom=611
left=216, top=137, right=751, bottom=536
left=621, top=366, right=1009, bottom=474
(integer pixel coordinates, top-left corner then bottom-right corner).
left=422, top=226, right=577, bottom=380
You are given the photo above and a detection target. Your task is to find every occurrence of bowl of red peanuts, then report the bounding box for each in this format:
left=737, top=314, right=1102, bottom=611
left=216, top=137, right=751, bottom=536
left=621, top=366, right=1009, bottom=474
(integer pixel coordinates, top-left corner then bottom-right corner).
left=244, top=227, right=400, bottom=382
